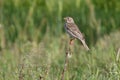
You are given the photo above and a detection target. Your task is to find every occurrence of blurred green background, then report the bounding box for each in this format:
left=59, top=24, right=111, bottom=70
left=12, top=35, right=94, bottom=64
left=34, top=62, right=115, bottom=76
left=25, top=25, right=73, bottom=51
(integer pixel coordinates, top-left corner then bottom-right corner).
left=0, top=0, right=120, bottom=80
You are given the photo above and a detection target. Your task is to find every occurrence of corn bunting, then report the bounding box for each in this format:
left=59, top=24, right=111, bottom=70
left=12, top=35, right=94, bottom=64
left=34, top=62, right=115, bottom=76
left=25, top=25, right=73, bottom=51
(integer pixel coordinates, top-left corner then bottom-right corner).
left=64, top=17, right=90, bottom=51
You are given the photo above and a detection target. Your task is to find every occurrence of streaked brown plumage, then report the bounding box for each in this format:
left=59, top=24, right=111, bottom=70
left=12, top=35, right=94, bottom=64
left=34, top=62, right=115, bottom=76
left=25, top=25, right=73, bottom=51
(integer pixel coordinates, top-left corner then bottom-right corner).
left=64, top=17, right=90, bottom=51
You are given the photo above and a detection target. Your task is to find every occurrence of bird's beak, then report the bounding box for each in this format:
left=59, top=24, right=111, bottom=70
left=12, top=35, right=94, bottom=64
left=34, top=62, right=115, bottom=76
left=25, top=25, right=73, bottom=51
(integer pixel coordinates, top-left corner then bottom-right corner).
left=64, top=18, right=67, bottom=20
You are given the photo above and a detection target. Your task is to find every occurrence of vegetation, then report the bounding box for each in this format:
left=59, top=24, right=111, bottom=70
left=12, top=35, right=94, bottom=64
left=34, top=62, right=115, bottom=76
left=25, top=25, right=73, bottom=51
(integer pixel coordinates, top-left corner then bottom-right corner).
left=0, top=0, right=120, bottom=80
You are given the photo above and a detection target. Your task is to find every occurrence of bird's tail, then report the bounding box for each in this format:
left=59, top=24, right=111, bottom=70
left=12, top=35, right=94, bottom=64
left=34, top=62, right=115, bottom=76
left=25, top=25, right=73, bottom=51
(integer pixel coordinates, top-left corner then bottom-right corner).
left=81, top=40, right=90, bottom=51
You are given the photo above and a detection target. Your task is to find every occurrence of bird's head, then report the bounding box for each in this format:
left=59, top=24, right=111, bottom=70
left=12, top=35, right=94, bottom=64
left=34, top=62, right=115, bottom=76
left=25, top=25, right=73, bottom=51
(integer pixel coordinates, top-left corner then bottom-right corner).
left=64, top=17, right=74, bottom=23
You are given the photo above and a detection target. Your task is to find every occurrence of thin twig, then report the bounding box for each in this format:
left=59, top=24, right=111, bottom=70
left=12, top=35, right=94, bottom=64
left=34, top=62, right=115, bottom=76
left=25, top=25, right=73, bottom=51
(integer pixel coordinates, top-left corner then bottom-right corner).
left=19, top=63, right=24, bottom=80
left=61, top=47, right=71, bottom=80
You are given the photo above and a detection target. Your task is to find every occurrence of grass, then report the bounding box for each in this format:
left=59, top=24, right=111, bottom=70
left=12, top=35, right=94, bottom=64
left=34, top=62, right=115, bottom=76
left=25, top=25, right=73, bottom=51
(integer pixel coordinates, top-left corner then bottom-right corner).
left=0, top=32, right=120, bottom=80
left=0, top=0, right=120, bottom=80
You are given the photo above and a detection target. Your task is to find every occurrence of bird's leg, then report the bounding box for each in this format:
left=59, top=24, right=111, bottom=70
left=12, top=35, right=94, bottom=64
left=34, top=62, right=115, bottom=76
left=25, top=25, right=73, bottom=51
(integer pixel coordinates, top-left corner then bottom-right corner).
left=68, top=38, right=75, bottom=57
left=69, top=38, right=75, bottom=45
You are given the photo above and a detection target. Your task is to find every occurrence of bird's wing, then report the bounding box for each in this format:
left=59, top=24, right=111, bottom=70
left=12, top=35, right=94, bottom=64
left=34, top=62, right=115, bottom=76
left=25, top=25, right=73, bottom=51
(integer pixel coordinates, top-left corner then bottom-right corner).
left=66, top=23, right=84, bottom=40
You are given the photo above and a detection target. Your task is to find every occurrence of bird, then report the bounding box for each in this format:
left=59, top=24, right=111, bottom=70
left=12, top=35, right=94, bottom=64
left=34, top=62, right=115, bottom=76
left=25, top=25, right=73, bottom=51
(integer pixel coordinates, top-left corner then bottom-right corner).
left=64, top=17, right=90, bottom=51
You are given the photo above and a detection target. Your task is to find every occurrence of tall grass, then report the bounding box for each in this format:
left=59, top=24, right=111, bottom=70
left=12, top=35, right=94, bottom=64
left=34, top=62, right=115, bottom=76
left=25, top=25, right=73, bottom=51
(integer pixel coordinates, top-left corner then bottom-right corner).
left=1, top=0, right=120, bottom=47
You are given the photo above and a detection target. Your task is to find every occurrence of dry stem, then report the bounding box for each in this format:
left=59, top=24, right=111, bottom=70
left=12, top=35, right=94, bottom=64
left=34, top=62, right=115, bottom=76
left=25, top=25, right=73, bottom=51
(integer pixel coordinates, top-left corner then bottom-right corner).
left=61, top=47, right=71, bottom=80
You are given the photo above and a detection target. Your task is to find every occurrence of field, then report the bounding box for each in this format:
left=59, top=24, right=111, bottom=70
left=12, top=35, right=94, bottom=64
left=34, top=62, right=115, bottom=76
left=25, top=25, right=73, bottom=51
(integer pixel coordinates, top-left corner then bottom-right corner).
left=0, top=0, right=120, bottom=80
